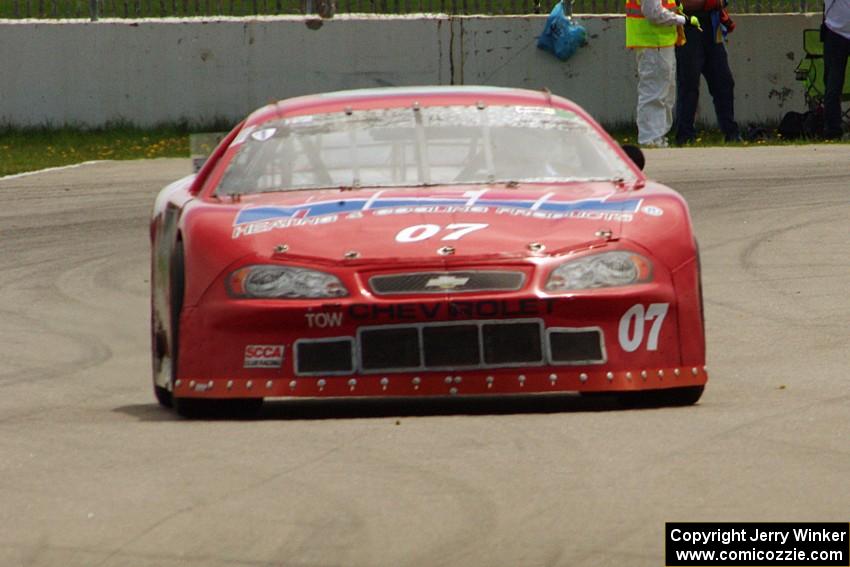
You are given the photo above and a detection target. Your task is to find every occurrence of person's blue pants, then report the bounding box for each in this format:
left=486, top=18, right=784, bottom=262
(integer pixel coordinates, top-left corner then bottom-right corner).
left=823, top=25, right=850, bottom=138
left=674, top=23, right=739, bottom=144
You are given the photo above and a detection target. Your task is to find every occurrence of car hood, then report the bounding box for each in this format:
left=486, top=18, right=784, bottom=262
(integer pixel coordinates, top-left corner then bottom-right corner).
left=191, top=183, right=652, bottom=267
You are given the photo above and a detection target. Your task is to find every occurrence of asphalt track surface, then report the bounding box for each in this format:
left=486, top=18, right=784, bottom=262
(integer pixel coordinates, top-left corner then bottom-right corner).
left=0, top=147, right=847, bottom=567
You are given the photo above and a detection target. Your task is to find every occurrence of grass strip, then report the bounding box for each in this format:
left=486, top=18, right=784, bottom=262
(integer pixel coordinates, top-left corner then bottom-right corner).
left=0, top=125, right=191, bottom=177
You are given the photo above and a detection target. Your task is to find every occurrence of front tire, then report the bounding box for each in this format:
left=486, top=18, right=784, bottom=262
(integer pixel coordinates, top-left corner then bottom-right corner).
left=152, top=321, right=173, bottom=408
left=159, top=240, right=187, bottom=412
left=154, top=384, right=173, bottom=408
left=174, top=397, right=264, bottom=419
left=618, top=386, right=704, bottom=408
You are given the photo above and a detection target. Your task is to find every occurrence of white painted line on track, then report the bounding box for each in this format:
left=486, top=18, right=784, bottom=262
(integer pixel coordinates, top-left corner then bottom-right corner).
left=0, top=160, right=105, bottom=181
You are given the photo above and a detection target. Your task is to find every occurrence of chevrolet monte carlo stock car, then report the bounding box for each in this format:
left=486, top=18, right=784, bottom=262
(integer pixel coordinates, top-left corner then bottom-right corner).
left=150, top=86, right=707, bottom=417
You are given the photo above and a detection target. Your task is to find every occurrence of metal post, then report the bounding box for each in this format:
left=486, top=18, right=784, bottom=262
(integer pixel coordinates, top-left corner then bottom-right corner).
left=90, top=0, right=99, bottom=20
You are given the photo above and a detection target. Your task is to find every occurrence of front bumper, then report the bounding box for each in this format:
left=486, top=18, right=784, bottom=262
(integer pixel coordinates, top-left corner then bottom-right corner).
left=173, top=365, right=707, bottom=398
left=175, top=287, right=707, bottom=399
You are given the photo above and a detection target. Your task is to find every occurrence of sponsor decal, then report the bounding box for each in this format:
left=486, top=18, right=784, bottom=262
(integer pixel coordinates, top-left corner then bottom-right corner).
left=305, top=312, right=343, bottom=328
left=244, top=344, right=285, bottom=368
left=641, top=205, right=663, bottom=217
left=232, top=194, right=643, bottom=238
left=514, top=106, right=556, bottom=115
left=251, top=128, right=276, bottom=142
left=287, top=116, right=314, bottom=125
left=347, top=298, right=557, bottom=322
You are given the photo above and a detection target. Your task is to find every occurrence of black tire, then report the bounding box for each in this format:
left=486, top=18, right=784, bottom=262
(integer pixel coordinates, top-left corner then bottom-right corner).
left=174, top=397, right=264, bottom=419
left=159, top=240, right=186, bottom=410
left=154, top=384, right=173, bottom=408
left=617, top=386, right=704, bottom=408
left=152, top=320, right=173, bottom=407
left=150, top=238, right=186, bottom=409
left=171, top=240, right=185, bottom=379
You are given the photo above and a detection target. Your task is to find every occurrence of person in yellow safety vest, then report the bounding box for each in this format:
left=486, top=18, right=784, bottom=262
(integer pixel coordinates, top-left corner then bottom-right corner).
left=625, top=0, right=688, bottom=147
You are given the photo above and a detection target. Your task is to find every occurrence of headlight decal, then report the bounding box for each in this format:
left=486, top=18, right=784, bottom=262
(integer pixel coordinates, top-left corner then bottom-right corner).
left=545, top=251, right=652, bottom=292
left=228, top=265, right=348, bottom=299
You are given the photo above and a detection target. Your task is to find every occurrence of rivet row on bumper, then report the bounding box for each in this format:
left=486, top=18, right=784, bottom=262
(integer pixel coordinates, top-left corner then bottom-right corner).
left=173, top=366, right=708, bottom=398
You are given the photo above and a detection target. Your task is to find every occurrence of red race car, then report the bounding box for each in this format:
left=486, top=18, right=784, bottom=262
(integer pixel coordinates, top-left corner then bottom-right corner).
left=150, top=86, right=707, bottom=417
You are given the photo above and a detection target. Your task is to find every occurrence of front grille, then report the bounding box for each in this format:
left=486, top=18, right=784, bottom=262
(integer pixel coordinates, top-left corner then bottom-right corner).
left=547, top=328, right=605, bottom=364
left=294, top=338, right=354, bottom=375
left=423, top=324, right=480, bottom=367
left=293, top=323, right=606, bottom=376
left=360, top=327, right=419, bottom=371
left=483, top=322, right=543, bottom=364
left=356, top=319, right=544, bottom=372
left=369, top=271, right=525, bottom=295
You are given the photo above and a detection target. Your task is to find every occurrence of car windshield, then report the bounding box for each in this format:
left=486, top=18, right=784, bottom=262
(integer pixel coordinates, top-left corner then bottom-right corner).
left=216, top=105, right=637, bottom=195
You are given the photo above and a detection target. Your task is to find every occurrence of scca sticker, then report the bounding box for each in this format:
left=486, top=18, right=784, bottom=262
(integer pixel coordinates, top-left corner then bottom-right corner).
left=244, top=345, right=285, bottom=368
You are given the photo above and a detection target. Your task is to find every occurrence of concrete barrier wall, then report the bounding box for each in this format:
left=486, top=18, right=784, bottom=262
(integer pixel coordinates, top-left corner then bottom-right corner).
left=0, top=14, right=821, bottom=128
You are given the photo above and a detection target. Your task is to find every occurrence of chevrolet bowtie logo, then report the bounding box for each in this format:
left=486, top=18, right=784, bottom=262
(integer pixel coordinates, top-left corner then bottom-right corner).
left=425, top=275, right=471, bottom=290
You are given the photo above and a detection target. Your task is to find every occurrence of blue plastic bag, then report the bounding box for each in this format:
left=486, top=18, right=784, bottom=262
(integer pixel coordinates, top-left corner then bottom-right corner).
left=537, top=1, right=587, bottom=61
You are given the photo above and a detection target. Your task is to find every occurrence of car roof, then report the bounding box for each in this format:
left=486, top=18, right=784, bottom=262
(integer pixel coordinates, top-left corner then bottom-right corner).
left=243, top=86, right=585, bottom=126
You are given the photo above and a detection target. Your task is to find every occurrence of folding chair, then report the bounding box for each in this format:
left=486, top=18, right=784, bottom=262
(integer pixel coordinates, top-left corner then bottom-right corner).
left=794, top=28, right=850, bottom=122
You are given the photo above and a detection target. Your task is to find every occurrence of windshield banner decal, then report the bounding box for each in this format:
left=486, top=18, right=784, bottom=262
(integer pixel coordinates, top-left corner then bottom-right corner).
left=234, top=195, right=642, bottom=225
left=231, top=194, right=643, bottom=238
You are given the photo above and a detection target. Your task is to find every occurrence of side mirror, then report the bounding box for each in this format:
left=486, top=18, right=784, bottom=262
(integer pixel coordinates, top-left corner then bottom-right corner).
left=621, top=144, right=645, bottom=171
